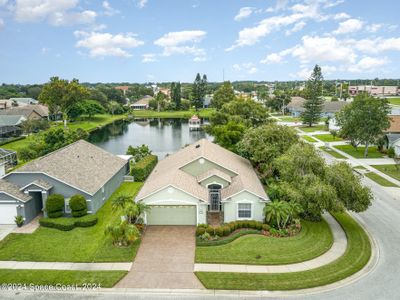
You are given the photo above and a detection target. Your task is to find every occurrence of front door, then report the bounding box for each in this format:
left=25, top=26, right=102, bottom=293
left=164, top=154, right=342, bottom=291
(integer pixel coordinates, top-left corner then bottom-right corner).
left=208, top=184, right=222, bottom=212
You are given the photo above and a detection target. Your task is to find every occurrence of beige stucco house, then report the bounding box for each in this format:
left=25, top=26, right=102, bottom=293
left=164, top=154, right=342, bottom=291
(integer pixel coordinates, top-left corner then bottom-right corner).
left=135, top=139, right=269, bottom=225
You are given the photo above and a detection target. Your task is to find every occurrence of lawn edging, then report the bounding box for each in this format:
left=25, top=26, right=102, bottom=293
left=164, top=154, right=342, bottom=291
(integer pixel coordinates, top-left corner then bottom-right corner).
left=195, top=212, right=374, bottom=291
left=196, top=230, right=261, bottom=246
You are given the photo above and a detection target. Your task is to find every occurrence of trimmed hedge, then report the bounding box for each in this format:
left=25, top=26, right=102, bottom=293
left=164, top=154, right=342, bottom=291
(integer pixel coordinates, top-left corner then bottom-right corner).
left=69, top=194, right=87, bottom=217
left=131, top=155, right=158, bottom=181
left=39, top=214, right=98, bottom=231
left=45, top=194, right=65, bottom=218
left=197, top=230, right=261, bottom=246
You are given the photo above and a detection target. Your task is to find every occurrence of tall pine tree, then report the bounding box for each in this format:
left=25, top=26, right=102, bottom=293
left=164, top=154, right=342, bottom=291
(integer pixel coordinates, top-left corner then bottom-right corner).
left=301, top=65, right=324, bottom=127
left=192, top=73, right=206, bottom=110
left=170, top=82, right=181, bottom=110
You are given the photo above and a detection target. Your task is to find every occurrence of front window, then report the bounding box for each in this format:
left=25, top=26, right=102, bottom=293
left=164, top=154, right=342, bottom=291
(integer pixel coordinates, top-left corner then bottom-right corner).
left=238, top=203, right=251, bottom=219
left=65, top=199, right=71, bottom=213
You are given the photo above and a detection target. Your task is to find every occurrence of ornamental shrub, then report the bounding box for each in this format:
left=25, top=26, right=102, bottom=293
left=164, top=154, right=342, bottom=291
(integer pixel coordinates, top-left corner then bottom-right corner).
left=69, top=194, right=87, bottom=217
left=248, top=220, right=257, bottom=229
left=262, top=224, right=270, bottom=231
left=45, top=194, right=65, bottom=218
left=74, top=214, right=97, bottom=227
left=197, top=223, right=208, bottom=228
left=222, top=225, right=231, bottom=236
left=255, top=221, right=263, bottom=230
left=196, top=227, right=206, bottom=236
left=228, top=222, right=236, bottom=231
left=205, top=226, right=215, bottom=236
left=131, top=155, right=158, bottom=181
left=39, top=217, right=75, bottom=231
left=215, top=226, right=224, bottom=237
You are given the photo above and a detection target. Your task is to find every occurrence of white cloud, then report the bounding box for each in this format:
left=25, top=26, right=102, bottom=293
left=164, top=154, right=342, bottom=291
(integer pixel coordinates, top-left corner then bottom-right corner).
left=266, top=0, right=288, bottom=13
left=234, top=7, right=254, bottom=21
left=333, top=12, right=350, bottom=20
left=232, top=62, right=258, bottom=74
left=333, top=18, right=363, bottom=35
left=261, top=53, right=283, bottom=64
left=154, top=30, right=207, bottom=59
left=14, top=0, right=96, bottom=26
left=75, top=31, right=144, bottom=58
left=137, top=0, right=147, bottom=9
left=348, top=37, right=400, bottom=54
left=285, top=21, right=306, bottom=35
left=0, top=18, right=4, bottom=30
left=321, top=65, right=337, bottom=75
left=102, top=1, right=119, bottom=16
left=142, top=53, right=157, bottom=63
left=0, top=0, right=8, bottom=6
left=348, top=56, right=389, bottom=73
left=366, top=23, right=382, bottom=33
left=41, top=47, right=49, bottom=54
left=324, top=0, right=344, bottom=8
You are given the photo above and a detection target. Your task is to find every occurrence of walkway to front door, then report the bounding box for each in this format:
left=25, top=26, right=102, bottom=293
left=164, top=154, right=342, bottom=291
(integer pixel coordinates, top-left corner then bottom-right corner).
left=116, top=226, right=204, bottom=289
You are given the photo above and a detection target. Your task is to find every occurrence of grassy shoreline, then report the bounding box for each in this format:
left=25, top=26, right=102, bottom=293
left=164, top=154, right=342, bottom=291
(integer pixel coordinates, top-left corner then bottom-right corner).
left=131, top=108, right=215, bottom=119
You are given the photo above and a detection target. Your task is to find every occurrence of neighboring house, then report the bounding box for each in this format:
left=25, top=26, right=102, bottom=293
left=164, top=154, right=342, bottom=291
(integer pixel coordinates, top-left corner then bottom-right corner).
left=0, top=105, right=48, bottom=120
left=0, top=115, right=26, bottom=137
left=348, top=85, right=399, bottom=97
left=9, top=98, right=39, bottom=105
left=287, top=97, right=348, bottom=118
left=135, top=139, right=269, bottom=226
left=0, top=140, right=129, bottom=224
left=131, top=95, right=153, bottom=110
left=0, top=149, right=17, bottom=171
left=203, top=95, right=212, bottom=108
left=384, top=115, right=400, bottom=157
left=115, top=86, right=129, bottom=96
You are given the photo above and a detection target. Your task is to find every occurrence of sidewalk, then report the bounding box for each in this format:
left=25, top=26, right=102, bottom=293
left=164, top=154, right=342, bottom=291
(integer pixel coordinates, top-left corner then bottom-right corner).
left=0, top=261, right=132, bottom=271
left=194, top=213, right=346, bottom=273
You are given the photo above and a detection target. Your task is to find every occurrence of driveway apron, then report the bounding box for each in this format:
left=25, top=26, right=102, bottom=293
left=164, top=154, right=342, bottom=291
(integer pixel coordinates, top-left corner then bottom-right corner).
left=116, top=226, right=203, bottom=289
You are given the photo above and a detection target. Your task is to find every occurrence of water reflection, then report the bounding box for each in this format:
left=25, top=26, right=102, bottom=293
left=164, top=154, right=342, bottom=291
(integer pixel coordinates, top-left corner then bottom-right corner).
left=88, top=118, right=211, bottom=159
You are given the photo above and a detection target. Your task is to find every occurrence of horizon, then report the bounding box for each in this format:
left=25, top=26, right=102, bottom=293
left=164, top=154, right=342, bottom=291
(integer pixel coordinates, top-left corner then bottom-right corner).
left=1, top=0, right=400, bottom=84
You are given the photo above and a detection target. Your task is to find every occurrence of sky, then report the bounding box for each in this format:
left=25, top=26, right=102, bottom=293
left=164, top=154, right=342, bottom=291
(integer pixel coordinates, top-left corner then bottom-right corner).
left=0, top=0, right=400, bottom=84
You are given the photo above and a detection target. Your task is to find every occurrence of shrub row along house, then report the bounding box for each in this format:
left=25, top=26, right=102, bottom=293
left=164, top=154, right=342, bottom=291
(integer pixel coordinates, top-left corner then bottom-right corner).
left=135, top=139, right=269, bottom=226
left=0, top=140, right=130, bottom=224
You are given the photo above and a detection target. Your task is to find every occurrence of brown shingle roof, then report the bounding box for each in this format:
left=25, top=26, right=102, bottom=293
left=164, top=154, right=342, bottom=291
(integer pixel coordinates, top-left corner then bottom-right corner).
left=136, top=139, right=268, bottom=202
left=0, top=179, right=32, bottom=202
left=197, top=168, right=232, bottom=184
left=13, top=140, right=127, bottom=195
left=387, top=115, right=400, bottom=133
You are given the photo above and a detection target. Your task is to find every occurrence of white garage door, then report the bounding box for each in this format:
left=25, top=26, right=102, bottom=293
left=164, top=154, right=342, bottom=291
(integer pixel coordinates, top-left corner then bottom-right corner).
left=147, top=205, right=196, bottom=225
left=0, top=204, right=17, bottom=225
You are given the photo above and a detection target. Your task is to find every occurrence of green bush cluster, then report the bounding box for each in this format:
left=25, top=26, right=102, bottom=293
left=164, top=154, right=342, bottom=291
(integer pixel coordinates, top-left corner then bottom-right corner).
left=196, top=220, right=264, bottom=237
left=69, top=194, right=87, bottom=217
left=39, top=214, right=98, bottom=231
left=131, top=155, right=158, bottom=181
left=45, top=194, right=65, bottom=218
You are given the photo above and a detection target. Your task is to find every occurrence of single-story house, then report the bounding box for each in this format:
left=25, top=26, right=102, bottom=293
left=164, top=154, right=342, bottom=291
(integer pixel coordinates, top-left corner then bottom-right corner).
left=287, top=97, right=348, bottom=118
left=131, top=96, right=153, bottom=110
left=9, top=98, right=39, bottom=105
left=0, top=140, right=129, bottom=225
left=135, top=139, right=269, bottom=226
left=0, top=115, right=26, bottom=137
left=385, top=115, right=400, bottom=157
left=0, top=105, right=48, bottom=120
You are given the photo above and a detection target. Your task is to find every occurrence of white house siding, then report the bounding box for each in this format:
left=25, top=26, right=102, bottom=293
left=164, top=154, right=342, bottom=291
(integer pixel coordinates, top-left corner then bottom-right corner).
left=139, top=186, right=207, bottom=224
left=223, top=191, right=265, bottom=223
left=199, top=176, right=230, bottom=188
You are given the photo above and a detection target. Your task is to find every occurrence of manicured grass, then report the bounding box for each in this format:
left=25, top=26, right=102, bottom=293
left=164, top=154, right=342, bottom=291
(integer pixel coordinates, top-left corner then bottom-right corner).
left=334, top=145, right=384, bottom=159
left=364, top=172, right=399, bottom=187
left=388, top=97, right=400, bottom=105
left=132, top=109, right=215, bottom=119
left=196, top=212, right=371, bottom=290
left=301, top=135, right=318, bottom=143
left=278, top=116, right=301, bottom=122
left=2, top=114, right=126, bottom=153
left=197, top=230, right=261, bottom=247
left=195, top=219, right=333, bottom=265
left=319, top=147, right=347, bottom=159
left=0, top=182, right=143, bottom=262
left=371, top=165, right=400, bottom=181
left=353, top=165, right=367, bottom=170
left=298, top=124, right=327, bottom=133
left=0, top=270, right=127, bottom=288
left=314, top=134, right=343, bottom=142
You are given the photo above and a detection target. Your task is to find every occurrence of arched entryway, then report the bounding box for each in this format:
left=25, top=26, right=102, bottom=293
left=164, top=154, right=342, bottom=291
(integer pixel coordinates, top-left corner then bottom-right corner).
left=208, top=183, right=222, bottom=212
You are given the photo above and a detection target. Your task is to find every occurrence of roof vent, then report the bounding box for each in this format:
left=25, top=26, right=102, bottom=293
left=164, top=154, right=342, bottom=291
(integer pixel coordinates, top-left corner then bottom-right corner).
left=195, top=144, right=200, bottom=148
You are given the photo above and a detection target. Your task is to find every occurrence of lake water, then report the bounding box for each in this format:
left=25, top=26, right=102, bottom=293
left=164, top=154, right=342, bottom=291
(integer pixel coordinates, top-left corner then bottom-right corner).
left=88, top=118, right=211, bottom=159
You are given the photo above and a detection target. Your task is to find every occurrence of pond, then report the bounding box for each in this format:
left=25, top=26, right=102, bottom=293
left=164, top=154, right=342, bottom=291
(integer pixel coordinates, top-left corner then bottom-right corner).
left=88, top=118, right=211, bottom=159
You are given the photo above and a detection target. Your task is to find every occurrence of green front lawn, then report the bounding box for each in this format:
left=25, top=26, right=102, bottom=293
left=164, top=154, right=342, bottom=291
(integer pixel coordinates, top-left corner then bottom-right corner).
left=278, top=116, right=301, bottom=122
left=298, top=124, right=327, bottom=133
left=371, top=165, right=400, bottom=181
left=0, top=270, right=127, bottom=288
left=301, top=135, right=318, bottom=143
left=388, top=97, right=400, bottom=105
left=196, top=212, right=371, bottom=290
left=196, top=219, right=333, bottom=265
left=132, top=109, right=215, bottom=119
left=319, top=147, right=347, bottom=159
left=314, top=134, right=343, bottom=142
left=334, top=145, right=384, bottom=159
left=0, top=182, right=143, bottom=262
left=364, top=172, right=399, bottom=187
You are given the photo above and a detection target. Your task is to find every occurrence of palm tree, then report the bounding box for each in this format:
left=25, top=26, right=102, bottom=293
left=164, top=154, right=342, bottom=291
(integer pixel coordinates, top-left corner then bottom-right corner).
left=283, top=201, right=303, bottom=228
left=105, top=221, right=140, bottom=246
left=111, top=195, right=132, bottom=211
left=264, top=201, right=290, bottom=229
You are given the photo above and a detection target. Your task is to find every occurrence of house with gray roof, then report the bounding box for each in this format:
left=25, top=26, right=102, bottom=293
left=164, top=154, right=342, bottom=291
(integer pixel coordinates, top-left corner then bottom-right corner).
left=287, top=97, right=348, bottom=118
left=136, top=139, right=269, bottom=225
left=131, top=95, right=153, bottom=110
left=0, top=140, right=129, bottom=225
left=9, top=98, right=39, bottom=105
left=0, top=115, right=26, bottom=137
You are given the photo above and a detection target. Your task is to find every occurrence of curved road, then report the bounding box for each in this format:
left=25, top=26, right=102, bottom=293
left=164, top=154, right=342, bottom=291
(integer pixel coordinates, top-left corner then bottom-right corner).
left=2, top=153, right=399, bottom=300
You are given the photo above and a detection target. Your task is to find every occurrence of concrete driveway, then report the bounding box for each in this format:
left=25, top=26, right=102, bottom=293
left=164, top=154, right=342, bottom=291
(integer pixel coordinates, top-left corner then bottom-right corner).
left=116, top=226, right=203, bottom=289
left=0, top=225, right=16, bottom=241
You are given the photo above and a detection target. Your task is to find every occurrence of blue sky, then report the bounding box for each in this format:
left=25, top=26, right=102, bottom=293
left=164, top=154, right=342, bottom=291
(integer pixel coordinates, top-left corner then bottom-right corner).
left=0, top=0, right=400, bottom=84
